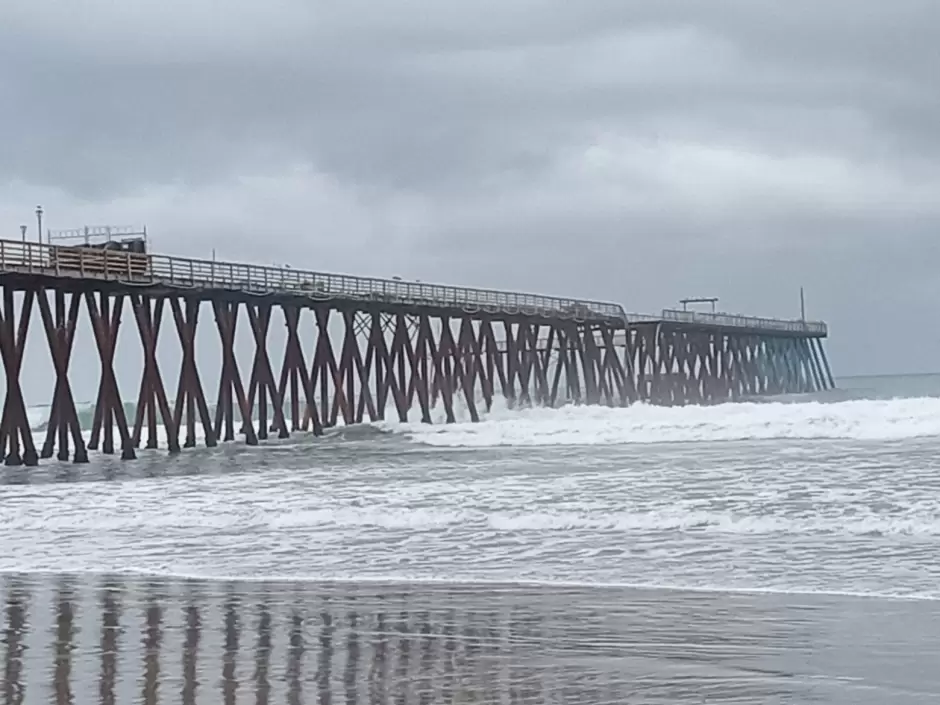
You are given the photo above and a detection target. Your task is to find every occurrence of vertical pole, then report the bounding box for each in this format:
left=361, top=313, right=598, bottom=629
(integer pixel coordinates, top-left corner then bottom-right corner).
left=289, top=309, right=300, bottom=430
left=257, top=314, right=269, bottom=441
left=186, top=309, right=197, bottom=447
left=101, top=293, right=115, bottom=455
left=581, top=324, right=601, bottom=405
left=800, top=287, right=806, bottom=322
left=344, top=314, right=355, bottom=425
left=145, top=299, right=159, bottom=449
left=396, top=318, right=407, bottom=417
left=372, top=313, right=386, bottom=420
left=312, top=307, right=329, bottom=428
left=0, top=287, right=24, bottom=465
left=56, top=290, right=68, bottom=460
left=503, top=322, right=517, bottom=407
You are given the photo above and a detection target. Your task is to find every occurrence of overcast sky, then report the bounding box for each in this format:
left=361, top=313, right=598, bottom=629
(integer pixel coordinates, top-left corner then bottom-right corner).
left=2, top=0, right=939, bottom=377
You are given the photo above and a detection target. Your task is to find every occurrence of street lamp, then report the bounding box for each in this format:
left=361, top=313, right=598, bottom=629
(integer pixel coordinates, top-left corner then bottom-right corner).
left=20, top=225, right=26, bottom=242
left=35, top=205, right=43, bottom=244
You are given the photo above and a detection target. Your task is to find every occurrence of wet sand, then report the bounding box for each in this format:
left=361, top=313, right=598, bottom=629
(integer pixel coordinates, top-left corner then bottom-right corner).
left=2, top=574, right=939, bottom=704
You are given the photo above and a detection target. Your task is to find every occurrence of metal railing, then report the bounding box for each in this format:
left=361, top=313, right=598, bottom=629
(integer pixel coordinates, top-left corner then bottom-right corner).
left=48, top=225, right=147, bottom=242
left=661, top=308, right=828, bottom=335
left=0, top=239, right=625, bottom=322
left=0, top=238, right=830, bottom=334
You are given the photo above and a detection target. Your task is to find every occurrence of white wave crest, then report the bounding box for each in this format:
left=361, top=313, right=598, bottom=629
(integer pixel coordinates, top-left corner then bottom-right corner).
left=7, top=501, right=939, bottom=538
left=390, top=397, right=940, bottom=447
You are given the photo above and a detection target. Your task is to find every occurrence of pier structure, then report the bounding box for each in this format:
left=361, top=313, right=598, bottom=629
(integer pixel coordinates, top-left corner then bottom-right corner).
left=0, top=237, right=833, bottom=465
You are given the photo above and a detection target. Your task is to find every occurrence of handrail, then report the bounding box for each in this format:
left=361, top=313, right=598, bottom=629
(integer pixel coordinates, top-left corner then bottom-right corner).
left=0, top=238, right=830, bottom=334
left=0, top=239, right=625, bottom=322
left=661, top=308, right=827, bottom=335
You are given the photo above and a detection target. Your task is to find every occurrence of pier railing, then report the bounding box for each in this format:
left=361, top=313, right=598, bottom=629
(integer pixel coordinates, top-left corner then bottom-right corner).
left=661, top=309, right=828, bottom=336
left=0, top=239, right=625, bottom=322
left=0, top=238, right=828, bottom=334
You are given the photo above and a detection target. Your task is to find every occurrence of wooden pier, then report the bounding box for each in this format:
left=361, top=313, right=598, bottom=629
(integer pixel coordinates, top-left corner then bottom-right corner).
left=0, top=238, right=833, bottom=466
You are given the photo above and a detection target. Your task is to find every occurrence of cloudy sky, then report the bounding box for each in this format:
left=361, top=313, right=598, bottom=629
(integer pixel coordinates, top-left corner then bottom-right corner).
left=2, top=0, right=939, bottom=377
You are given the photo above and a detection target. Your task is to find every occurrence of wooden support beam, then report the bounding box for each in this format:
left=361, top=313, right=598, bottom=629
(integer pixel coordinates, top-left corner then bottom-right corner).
left=0, top=287, right=38, bottom=466
left=171, top=297, right=217, bottom=448
left=131, top=295, right=179, bottom=453
left=246, top=303, right=290, bottom=440
left=85, top=292, right=135, bottom=460
left=213, top=300, right=257, bottom=445
left=278, top=306, right=322, bottom=435
left=38, top=289, right=87, bottom=462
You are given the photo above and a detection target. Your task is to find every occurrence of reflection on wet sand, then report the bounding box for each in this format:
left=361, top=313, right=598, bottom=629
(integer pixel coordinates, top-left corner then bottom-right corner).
left=2, top=574, right=939, bottom=704
left=3, top=580, right=25, bottom=705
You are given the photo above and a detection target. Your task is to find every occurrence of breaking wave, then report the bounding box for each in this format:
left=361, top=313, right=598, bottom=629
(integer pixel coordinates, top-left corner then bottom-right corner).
left=390, top=397, right=940, bottom=447
left=25, top=394, right=940, bottom=448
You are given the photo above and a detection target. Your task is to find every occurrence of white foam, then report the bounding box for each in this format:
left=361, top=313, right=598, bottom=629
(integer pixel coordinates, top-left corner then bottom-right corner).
left=5, top=493, right=938, bottom=539
left=6, top=567, right=937, bottom=602
left=10, top=394, right=940, bottom=600
left=388, top=397, right=940, bottom=447
left=30, top=393, right=940, bottom=448
left=26, top=403, right=50, bottom=430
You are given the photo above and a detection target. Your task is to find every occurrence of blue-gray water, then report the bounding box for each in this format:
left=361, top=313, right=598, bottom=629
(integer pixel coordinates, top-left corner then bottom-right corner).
left=3, top=373, right=940, bottom=703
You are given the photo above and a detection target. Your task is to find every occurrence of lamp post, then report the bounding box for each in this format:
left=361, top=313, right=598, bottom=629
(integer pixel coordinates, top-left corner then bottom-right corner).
left=20, top=225, right=26, bottom=242
left=35, top=205, right=43, bottom=244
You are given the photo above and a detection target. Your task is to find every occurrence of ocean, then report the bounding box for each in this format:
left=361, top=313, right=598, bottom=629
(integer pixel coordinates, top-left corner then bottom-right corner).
left=2, top=373, right=940, bottom=703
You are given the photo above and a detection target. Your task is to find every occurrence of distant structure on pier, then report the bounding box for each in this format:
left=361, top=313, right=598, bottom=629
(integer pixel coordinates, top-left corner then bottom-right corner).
left=0, top=231, right=832, bottom=465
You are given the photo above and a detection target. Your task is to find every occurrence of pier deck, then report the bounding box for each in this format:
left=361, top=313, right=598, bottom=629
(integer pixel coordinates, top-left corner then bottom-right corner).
left=0, top=240, right=825, bottom=334
left=0, top=238, right=834, bottom=466
left=0, top=240, right=625, bottom=323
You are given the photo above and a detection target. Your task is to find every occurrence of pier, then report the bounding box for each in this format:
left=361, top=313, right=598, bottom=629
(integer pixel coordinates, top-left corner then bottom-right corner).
left=0, top=237, right=832, bottom=466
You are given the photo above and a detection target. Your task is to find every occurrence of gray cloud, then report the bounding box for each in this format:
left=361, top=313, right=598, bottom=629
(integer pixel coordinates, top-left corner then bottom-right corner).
left=2, top=0, right=939, bottom=376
